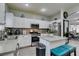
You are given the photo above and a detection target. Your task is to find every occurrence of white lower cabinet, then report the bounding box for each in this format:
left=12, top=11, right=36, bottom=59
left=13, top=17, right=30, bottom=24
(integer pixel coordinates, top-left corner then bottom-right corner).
left=17, top=35, right=31, bottom=48
left=39, top=38, right=67, bottom=56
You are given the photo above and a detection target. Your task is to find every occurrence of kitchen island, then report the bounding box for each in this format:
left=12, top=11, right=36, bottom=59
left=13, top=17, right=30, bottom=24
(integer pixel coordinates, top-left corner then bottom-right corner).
left=0, top=40, right=17, bottom=56
left=40, top=35, right=67, bottom=56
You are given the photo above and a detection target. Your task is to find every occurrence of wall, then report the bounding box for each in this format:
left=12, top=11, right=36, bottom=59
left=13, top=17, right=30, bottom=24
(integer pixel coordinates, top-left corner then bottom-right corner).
left=66, top=5, right=79, bottom=33
left=50, top=5, right=79, bottom=21
left=49, top=5, right=79, bottom=36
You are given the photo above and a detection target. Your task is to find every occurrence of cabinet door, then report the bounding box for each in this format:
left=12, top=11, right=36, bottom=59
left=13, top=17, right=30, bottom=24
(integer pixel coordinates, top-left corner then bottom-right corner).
left=25, top=19, right=31, bottom=28
left=13, top=17, right=18, bottom=28
left=14, top=17, right=22, bottom=28
left=39, top=21, right=44, bottom=28
left=18, top=36, right=31, bottom=47
left=6, top=13, right=14, bottom=27
left=39, top=21, right=49, bottom=29
left=19, top=18, right=25, bottom=28
left=14, top=17, right=31, bottom=28
left=44, top=21, right=49, bottom=28
left=0, top=3, right=5, bottom=24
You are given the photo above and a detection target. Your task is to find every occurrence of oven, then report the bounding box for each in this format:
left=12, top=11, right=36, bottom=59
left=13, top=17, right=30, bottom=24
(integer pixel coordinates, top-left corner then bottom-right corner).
left=31, top=32, right=40, bottom=46
left=32, top=36, right=39, bottom=42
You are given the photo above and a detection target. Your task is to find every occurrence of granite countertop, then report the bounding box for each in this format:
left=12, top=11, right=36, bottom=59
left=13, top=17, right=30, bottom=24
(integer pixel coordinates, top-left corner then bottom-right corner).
left=0, top=40, right=17, bottom=54
left=40, top=35, right=67, bottom=42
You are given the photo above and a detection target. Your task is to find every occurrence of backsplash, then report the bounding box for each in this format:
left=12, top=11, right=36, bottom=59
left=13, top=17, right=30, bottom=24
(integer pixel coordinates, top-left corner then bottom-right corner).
left=5, top=27, right=49, bottom=35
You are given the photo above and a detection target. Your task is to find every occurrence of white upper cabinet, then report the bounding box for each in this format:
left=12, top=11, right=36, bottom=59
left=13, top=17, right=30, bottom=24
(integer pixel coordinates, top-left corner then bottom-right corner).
left=24, top=19, right=31, bottom=28
left=14, top=17, right=22, bottom=28
left=5, top=13, right=14, bottom=27
left=20, top=18, right=30, bottom=28
left=6, top=13, right=50, bottom=28
left=28, top=19, right=49, bottom=29
left=0, top=3, right=5, bottom=24
left=14, top=17, right=31, bottom=28
left=39, top=21, right=49, bottom=29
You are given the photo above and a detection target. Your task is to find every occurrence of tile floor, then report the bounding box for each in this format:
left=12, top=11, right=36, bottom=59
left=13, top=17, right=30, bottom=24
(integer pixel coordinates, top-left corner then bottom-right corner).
left=18, top=39, right=79, bottom=56
left=18, top=47, right=36, bottom=56
left=69, top=39, right=79, bottom=56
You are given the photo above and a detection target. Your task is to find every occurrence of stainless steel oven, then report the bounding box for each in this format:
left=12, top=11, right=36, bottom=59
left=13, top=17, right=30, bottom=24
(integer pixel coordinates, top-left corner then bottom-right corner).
left=31, top=32, right=40, bottom=46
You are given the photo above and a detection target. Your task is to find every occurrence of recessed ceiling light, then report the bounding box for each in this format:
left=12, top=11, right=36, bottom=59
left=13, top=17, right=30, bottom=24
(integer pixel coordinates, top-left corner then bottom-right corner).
left=25, top=4, right=29, bottom=7
left=40, top=8, right=46, bottom=12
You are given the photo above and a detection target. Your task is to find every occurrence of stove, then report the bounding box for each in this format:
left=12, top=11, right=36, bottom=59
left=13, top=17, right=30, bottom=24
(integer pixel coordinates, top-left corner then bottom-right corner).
left=30, top=32, right=40, bottom=46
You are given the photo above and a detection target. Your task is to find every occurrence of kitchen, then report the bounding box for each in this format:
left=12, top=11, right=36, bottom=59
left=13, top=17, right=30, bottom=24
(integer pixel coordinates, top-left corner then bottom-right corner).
left=0, top=3, right=79, bottom=56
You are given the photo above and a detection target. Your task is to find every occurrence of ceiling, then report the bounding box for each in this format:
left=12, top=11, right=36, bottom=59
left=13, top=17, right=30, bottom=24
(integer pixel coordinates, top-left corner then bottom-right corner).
left=7, top=3, right=79, bottom=17
left=69, top=11, right=79, bottom=25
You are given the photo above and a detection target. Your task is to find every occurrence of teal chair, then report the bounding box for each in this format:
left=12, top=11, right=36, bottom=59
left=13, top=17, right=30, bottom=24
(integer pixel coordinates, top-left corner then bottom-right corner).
left=51, top=44, right=76, bottom=56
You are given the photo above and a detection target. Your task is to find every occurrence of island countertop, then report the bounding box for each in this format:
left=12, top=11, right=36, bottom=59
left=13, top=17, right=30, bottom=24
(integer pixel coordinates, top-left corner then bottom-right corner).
left=40, top=35, right=67, bottom=42
left=39, top=35, right=67, bottom=56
